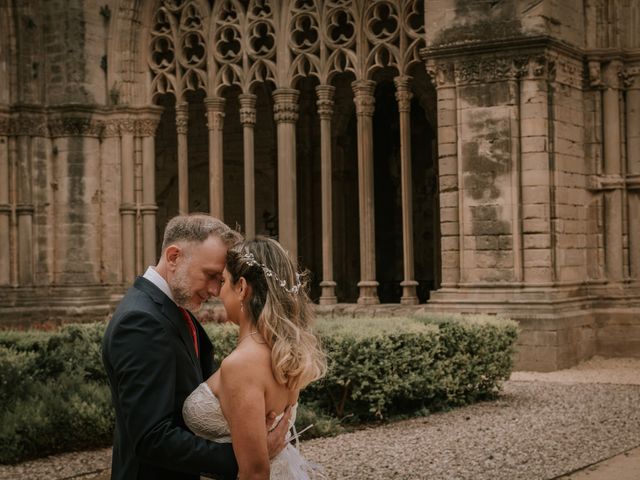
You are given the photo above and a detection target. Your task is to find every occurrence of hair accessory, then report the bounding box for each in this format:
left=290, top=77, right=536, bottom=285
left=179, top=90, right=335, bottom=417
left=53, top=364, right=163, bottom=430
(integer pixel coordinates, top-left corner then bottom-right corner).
left=241, top=252, right=302, bottom=294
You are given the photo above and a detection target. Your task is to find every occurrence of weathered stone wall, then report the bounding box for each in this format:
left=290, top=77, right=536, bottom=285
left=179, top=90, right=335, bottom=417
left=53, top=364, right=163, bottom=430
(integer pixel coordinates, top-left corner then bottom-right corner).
left=423, top=0, right=640, bottom=370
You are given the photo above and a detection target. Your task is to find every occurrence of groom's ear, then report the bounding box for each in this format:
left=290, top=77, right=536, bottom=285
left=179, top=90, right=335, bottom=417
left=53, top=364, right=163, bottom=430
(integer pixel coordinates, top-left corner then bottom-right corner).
left=165, top=245, right=181, bottom=269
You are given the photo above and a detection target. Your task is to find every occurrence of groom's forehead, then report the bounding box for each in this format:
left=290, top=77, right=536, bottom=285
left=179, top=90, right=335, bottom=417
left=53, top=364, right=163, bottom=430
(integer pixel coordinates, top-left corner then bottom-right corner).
left=191, top=235, right=228, bottom=261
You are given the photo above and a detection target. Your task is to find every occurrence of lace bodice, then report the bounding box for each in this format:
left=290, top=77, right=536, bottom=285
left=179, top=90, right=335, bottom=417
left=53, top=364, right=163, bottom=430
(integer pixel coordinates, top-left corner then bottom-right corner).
left=183, top=382, right=324, bottom=479
left=182, top=382, right=296, bottom=443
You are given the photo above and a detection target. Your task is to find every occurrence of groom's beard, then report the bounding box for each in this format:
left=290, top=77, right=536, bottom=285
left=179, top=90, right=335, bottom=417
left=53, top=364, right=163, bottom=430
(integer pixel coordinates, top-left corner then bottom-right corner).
left=171, top=263, right=202, bottom=312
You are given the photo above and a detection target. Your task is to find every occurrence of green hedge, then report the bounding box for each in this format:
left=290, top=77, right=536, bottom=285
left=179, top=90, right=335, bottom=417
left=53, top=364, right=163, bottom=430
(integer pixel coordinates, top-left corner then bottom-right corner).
left=205, top=315, right=518, bottom=421
left=0, top=324, right=113, bottom=463
left=0, top=314, right=518, bottom=464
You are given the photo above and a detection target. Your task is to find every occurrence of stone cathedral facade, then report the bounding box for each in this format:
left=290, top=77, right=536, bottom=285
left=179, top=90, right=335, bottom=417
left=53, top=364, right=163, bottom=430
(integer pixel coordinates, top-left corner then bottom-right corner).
left=0, top=0, right=639, bottom=370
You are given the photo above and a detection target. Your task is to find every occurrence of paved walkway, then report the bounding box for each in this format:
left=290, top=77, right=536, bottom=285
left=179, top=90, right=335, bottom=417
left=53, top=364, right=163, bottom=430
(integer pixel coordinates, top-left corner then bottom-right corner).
left=0, top=357, right=638, bottom=480
left=556, top=446, right=640, bottom=480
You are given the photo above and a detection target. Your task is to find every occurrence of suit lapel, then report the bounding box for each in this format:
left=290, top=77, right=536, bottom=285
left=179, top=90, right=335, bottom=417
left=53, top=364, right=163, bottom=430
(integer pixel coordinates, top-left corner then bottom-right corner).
left=133, top=277, right=202, bottom=374
left=196, top=320, right=215, bottom=377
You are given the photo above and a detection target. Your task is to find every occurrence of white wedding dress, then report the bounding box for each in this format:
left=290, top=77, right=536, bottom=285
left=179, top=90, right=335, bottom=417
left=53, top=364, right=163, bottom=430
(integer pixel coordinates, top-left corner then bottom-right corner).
left=183, top=382, right=325, bottom=479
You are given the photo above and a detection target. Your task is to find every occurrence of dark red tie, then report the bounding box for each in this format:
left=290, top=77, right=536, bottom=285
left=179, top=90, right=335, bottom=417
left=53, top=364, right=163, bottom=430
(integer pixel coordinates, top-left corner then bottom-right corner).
left=178, top=307, right=199, bottom=358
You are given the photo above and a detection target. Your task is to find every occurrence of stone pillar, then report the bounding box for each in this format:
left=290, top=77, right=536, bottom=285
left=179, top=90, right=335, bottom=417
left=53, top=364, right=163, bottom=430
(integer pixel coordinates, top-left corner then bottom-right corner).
left=520, top=58, right=553, bottom=285
left=239, top=94, right=256, bottom=238
left=602, top=61, right=624, bottom=283
left=205, top=97, right=225, bottom=220
left=625, top=67, right=640, bottom=280
left=101, top=120, right=122, bottom=283
left=120, top=119, right=137, bottom=284
left=48, top=112, right=103, bottom=285
left=394, top=76, right=419, bottom=304
left=316, top=85, right=337, bottom=304
left=352, top=80, right=379, bottom=304
left=0, top=112, right=10, bottom=285
left=138, top=114, right=161, bottom=267
left=175, top=102, right=189, bottom=215
left=272, top=88, right=299, bottom=259
left=16, top=132, right=33, bottom=285
left=426, top=62, right=460, bottom=287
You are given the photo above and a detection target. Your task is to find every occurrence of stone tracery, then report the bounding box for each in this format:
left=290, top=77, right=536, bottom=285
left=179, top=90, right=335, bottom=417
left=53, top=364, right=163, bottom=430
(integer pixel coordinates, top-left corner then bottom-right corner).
left=147, top=0, right=429, bottom=304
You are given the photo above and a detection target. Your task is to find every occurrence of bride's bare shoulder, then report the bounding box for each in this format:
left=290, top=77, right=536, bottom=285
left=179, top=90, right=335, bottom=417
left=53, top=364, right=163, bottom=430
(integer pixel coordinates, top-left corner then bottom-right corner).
left=220, top=340, right=271, bottom=379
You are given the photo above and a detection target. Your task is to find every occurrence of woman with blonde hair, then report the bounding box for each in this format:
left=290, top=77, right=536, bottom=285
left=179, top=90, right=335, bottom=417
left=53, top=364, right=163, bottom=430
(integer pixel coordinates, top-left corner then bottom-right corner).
left=183, top=236, right=327, bottom=479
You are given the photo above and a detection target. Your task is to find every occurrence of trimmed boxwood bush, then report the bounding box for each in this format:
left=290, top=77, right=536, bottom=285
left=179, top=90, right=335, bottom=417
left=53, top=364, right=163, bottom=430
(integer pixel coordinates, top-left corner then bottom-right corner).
left=0, top=324, right=114, bottom=463
left=0, top=314, right=518, bottom=464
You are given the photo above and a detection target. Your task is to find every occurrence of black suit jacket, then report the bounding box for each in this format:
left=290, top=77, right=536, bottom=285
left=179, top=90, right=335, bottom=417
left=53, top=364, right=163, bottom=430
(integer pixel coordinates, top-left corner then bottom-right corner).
left=102, top=277, right=238, bottom=480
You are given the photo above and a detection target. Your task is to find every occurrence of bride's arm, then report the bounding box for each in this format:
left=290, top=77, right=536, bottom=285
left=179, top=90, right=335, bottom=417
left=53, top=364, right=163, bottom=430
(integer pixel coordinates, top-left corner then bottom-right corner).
left=217, top=352, right=270, bottom=480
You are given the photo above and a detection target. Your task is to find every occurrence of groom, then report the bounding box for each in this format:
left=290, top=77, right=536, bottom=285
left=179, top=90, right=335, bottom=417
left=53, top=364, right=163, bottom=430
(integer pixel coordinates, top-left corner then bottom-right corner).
left=102, top=214, right=289, bottom=480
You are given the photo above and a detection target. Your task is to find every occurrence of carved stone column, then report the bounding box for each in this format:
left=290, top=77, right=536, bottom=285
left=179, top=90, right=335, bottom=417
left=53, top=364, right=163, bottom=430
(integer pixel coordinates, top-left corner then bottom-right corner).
left=352, top=80, right=379, bottom=304
left=48, top=111, right=103, bottom=285
left=15, top=120, right=34, bottom=285
left=272, top=88, right=299, bottom=259
left=138, top=113, right=161, bottom=267
left=625, top=66, right=640, bottom=280
left=602, top=61, right=624, bottom=283
left=175, top=102, right=189, bottom=215
left=316, top=85, right=337, bottom=304
left=394, top=76, right=419, bottom=304
left=0, top=111, right=11, bottom=285
left=426, top=61, right=460, bottom=287
left=205, top=97, right=225, bottom=220
left=101, top=120, right=123, bottom=283
left=239, top=94, right=256, bottom=238
left=120, top=119, right=137, bottom=284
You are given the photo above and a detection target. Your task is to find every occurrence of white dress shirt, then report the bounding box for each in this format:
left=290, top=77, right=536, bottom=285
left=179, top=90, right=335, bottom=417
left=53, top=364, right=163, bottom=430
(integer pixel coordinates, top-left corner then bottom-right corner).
left=143, top=266, right=175, bottom=303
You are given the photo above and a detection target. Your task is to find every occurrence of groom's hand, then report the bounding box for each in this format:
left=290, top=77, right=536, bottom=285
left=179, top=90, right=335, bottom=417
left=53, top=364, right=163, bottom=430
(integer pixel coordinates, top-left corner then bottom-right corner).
left=265, top=405, right=292, bottom=459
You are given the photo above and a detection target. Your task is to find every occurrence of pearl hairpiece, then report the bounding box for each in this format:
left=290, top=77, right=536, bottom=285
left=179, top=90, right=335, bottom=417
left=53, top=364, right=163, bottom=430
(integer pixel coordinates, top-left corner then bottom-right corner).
left=241, top=252, right=302, bottom=294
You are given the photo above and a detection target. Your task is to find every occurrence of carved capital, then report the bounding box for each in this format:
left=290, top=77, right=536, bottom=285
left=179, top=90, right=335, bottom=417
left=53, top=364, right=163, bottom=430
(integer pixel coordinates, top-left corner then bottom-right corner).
left=622, top=65, right=640, bottom=90
left=394, top=76, right=413, bottom=113
left=588, top=60, right=604, bottom=89
left=175, top=102, right=189, bottom=135
left=272, top=88, right=299, bottom=123
left=525, top=54, right=555, bottom=80
left=425, top=61, right=455, bottom=88
left=118, top=118, right=137, bottom=135
left=12, top=115, right=48, bottom=137
left=603, top=60, right=623, bottom=90
left=550, top=54, right=582, bottom=88
left=48, top=116, right=102, bottom=138
left=136, top=118, right=160, bottom=137
left=238, top=94, right=257, bottom=126
left=204, top=97, right=225, bottom=131
left=315, top=85, right=335, bottom=119
left=352, top=80, right=376, bottom=116
left=102, top=120, right=121, bottom=138
left=454, top=54, right=529, bottom=85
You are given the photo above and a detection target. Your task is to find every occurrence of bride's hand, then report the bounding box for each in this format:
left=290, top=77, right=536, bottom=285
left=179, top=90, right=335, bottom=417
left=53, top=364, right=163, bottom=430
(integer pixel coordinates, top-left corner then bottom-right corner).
left=265, top=406, right=291, bottom=459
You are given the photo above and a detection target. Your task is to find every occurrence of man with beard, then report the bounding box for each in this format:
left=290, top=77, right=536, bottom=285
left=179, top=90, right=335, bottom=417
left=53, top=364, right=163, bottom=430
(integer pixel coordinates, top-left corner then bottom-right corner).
left=102, top=214, right=290, bottom=480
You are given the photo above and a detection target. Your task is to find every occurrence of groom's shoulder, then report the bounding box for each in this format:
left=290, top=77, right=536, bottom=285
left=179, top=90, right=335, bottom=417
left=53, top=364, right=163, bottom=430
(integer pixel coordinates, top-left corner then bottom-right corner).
left=108, top=279, right=165, bottom=327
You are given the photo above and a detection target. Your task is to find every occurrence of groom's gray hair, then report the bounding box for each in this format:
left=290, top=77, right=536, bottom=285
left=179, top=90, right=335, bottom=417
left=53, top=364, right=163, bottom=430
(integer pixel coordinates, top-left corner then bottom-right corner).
left=161, top=214, right=242, bottom=252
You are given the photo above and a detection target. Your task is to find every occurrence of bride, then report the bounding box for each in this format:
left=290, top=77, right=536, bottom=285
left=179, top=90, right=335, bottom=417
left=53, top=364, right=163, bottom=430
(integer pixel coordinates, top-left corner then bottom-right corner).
left=183, top=237, right=327, bottom=479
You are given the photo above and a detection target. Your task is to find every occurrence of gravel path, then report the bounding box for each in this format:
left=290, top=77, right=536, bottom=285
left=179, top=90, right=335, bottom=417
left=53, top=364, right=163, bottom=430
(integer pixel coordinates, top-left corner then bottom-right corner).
left=1, top=357, right=639, bottom=480
left=301, top=381, right=640, bottom=479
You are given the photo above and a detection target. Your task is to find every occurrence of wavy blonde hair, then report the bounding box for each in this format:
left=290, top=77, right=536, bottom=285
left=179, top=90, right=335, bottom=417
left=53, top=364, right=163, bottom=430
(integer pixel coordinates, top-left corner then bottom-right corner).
left=226, top=237, right=327, bottom=390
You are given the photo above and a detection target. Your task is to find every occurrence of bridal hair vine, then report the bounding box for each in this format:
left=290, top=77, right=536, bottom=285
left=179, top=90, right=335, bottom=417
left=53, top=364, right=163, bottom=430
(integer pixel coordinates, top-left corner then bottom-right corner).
left=241, top=252, right=303, bottom=294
